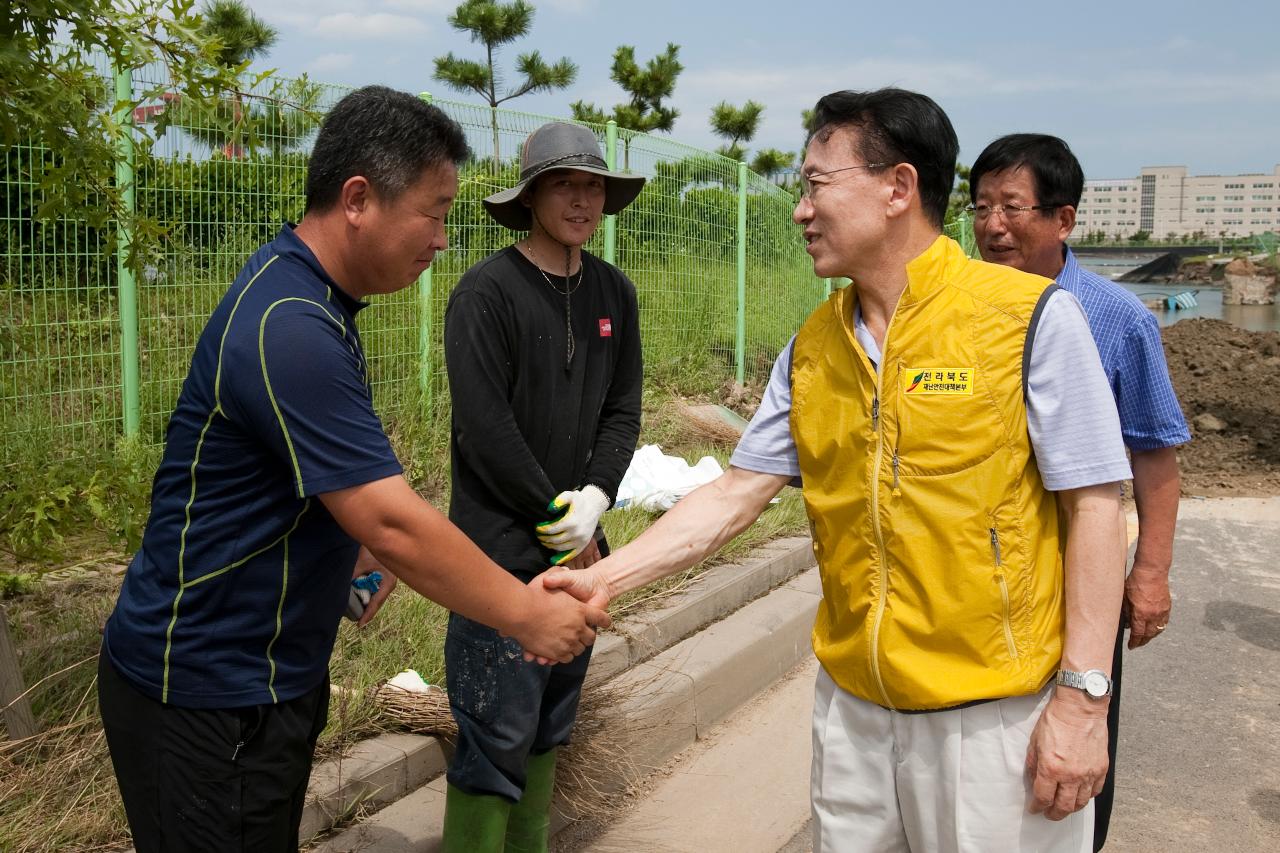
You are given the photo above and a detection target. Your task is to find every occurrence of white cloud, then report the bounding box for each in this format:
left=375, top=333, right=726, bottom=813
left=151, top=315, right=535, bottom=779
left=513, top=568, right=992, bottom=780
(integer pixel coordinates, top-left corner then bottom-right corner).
left=542, top=0, right=598, bottom=10
left=313, top=12, right=431, bottom=40
left=682, top=59, right=1074, bottom=104
left=308, top=52, right=355, bottom=74
left=382, top=0, right=454, bottom=12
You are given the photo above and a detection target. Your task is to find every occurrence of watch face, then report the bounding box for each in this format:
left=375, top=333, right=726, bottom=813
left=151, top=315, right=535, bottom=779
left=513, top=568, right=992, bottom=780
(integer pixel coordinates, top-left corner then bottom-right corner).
left=1083, top=671, right=1109, bottom=698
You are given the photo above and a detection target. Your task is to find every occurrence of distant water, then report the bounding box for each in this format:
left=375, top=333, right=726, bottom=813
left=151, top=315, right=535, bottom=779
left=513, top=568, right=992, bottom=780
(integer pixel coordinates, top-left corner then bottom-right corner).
left=1073, top=252, right=1280, bottom=333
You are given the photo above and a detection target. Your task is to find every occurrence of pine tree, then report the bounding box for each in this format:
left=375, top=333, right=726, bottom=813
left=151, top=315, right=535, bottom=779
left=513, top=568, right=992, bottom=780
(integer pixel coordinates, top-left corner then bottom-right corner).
left=433, top=0, right=577, bottom=161
left=570, top=43, right=683, bottom=134
left=751, top=148, right=795, bottom=181
left=199, top=0, right=276, bottom=68
left=709, top=100, right=764, bottom=162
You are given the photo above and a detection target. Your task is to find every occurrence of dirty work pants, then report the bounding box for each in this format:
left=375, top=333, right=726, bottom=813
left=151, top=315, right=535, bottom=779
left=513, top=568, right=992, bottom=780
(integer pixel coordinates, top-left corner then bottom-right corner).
left=445, top=611, right=592, bottom=803
left=97, top=650, right=328, bottom=853
left=810, top=666, right=1093, bottom=853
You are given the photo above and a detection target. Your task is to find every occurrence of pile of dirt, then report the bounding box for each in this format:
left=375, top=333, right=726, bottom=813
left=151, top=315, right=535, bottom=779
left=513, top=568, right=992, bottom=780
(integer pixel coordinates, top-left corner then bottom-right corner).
left=1162, top=318, right=1280, bottom=495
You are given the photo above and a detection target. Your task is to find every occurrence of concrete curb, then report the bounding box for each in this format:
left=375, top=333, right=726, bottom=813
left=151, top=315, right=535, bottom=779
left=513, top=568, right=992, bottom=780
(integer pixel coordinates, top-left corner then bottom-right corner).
left=301, top=536, right=816, bottom=844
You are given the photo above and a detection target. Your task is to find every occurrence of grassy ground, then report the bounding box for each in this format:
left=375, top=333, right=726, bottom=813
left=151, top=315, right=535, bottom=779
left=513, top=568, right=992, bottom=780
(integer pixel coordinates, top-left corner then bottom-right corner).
left=0, top=384, right=807, bottom=853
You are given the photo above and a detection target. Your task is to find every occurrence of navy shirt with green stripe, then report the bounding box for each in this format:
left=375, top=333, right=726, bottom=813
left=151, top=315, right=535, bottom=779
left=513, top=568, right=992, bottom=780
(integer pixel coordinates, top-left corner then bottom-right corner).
left=104, top=225, right=402, bottom=709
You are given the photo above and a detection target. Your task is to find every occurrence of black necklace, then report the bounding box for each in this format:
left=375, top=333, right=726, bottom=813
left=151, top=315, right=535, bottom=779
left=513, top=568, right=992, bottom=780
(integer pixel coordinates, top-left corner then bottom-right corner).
left=525, top=240, right=582, bottom=368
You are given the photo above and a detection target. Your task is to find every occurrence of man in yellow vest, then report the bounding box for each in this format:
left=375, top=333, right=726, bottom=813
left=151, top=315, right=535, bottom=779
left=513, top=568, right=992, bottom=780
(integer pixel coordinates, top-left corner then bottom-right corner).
left=544, top=88, right=1131, bottom=852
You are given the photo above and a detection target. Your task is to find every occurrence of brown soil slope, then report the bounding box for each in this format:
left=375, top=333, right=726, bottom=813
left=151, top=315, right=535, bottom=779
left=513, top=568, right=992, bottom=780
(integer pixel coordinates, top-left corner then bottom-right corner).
left=1162, top=318, right=1280, bottom=495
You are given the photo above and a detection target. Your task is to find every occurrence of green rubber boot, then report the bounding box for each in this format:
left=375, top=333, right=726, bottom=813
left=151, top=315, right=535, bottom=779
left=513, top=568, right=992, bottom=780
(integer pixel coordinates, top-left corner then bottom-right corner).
left=504, top=748, right=558, bottom=853
left=442, top=783, right=511, bottom=853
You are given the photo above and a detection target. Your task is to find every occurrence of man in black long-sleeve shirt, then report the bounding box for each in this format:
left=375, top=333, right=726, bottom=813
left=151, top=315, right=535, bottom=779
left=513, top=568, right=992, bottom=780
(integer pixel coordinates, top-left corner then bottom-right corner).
left=440, top=122, right=646, bottom=853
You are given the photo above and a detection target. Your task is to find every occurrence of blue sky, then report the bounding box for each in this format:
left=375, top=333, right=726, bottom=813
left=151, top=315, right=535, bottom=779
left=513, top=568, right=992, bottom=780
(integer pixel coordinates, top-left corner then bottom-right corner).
left=240, top=0, right=1280, bottom=179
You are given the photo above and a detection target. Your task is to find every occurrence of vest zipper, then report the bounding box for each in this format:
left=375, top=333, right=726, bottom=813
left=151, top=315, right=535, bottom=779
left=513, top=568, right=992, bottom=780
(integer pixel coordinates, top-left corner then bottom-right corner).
left=891, top=361, right=904, bottom=496
left=990, top=526, right=1018, bottom=661
left=867, top=311, right=896, bottom=710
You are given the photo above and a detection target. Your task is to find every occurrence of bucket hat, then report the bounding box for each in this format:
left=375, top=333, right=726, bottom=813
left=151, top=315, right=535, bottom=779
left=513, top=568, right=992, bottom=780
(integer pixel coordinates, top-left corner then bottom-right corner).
left=483, top=122, right=646, bottom=231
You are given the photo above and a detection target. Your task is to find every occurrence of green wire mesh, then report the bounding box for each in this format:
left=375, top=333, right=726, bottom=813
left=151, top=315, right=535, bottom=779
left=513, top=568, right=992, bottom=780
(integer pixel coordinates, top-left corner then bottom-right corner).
left=2, top=62, right=973, bottom=459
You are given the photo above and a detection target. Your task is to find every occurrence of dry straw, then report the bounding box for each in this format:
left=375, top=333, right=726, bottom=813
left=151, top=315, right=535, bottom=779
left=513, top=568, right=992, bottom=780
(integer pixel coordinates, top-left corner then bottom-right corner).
left=376, top=666, right=665, bottom=818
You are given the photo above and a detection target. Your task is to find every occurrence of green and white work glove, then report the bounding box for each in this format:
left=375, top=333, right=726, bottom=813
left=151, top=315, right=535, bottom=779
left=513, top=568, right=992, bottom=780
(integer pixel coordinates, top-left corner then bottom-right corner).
left=537, top=485, right=610, bottom=566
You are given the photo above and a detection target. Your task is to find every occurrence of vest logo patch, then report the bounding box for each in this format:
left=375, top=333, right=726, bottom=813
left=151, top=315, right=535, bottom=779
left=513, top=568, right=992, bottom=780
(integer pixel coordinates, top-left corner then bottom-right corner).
left=903, top=367, right=975, bottom=395
left=598, top=318, right=612, bottom=337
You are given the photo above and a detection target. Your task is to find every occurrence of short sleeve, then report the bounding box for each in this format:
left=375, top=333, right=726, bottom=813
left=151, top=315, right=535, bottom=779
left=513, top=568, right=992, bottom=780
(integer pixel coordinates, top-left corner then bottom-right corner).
left=228, top=300, right=402, bottom=498
left=1112, top=312, right=1191, bottom=450
left=1026, top=292, right=1132, bottom=491
left=729, top=338, right=802, bottom=484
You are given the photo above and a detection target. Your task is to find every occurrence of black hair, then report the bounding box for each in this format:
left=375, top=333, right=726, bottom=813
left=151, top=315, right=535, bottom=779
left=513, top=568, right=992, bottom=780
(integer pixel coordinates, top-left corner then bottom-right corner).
left=969, top=133, right=1084, bottom=212
left=304, top=85, right=470, bottom=212
left=808, top=88, right=958, bottom=228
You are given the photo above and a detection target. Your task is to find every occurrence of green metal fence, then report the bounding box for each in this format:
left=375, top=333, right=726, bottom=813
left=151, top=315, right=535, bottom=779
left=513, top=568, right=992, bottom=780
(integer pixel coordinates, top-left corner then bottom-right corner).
left=2, top=63, right=829, bottom=459
left=2, top=61, right=979, bottom=461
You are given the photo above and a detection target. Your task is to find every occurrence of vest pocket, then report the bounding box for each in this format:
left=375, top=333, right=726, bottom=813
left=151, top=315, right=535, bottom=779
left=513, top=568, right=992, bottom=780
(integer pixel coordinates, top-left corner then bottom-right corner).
left=990, top=526, right=1019, bottom=661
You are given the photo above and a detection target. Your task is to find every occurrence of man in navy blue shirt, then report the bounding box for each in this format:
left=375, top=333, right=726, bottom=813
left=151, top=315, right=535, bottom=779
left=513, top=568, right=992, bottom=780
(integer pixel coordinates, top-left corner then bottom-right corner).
left=98, top=86, right=610, bottom=853
left=970, top=133, right=1191, bottom=851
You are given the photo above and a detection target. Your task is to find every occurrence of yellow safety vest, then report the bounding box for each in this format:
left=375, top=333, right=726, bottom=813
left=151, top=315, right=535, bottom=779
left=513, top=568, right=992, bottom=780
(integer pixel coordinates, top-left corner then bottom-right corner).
left=791, top=235, right=1064, bottom=710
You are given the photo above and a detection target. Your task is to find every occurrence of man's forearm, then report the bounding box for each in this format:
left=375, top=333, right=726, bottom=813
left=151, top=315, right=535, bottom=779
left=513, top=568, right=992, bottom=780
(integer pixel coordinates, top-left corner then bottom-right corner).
left=320, top=477, right=535, bottom=632
left=1130, top=446, right=1180, bottom=572
left=596, top=467, right=790, bottom=598
left=1058, top=483, right=1127, bottom=680
left=1126, top=445, right=1180, bottom=646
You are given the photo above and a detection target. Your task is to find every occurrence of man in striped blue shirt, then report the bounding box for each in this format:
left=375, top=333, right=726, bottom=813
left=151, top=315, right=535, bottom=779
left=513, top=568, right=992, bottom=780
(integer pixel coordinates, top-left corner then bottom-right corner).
left=970, top=133, right=1191, bottom=852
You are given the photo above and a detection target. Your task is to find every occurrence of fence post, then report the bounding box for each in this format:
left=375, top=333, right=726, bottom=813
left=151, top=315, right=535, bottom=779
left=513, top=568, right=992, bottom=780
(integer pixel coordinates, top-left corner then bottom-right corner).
left=955, top=211, right=977, bottom=258
left=0, top=604, right=36, bottom=741
left=417, top=93, right=435, bottom=408
left=735, top=161, right=747, bottom=386
left=603, top=120, right=618, bottom=265
left=113, top=61, right=140, bottom=438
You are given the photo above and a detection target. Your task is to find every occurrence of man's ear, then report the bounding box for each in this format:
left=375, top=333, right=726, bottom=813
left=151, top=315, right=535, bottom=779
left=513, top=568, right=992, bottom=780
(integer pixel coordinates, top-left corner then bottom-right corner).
left=341, top=176, right=372, bottom=227
left=1057, top=204, right=1077, bottom=242
left=886, top=162, right=919, bottom=220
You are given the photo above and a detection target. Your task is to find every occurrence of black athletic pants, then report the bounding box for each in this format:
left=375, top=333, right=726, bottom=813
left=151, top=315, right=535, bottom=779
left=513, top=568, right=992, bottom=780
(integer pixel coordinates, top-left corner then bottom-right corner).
left=97, top=650, right=329, bottom=853
left=1093, top=619, right=1125, bottom=851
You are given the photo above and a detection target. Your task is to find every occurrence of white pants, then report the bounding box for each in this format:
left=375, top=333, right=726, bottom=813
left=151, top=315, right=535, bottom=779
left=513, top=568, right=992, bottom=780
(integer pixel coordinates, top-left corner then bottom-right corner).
left=811, top=667, right=1092, bottom=853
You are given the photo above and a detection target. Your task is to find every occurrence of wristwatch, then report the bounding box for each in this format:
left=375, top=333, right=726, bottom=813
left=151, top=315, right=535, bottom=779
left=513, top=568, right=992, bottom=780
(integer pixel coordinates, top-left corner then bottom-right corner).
left=1055, top=669, right=1112, bottom=699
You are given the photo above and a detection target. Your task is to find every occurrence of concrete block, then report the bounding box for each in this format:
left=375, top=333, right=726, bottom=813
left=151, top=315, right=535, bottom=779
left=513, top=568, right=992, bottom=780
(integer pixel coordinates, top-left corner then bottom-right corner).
left=680, top=583, right=818, bottom=734
left=311, top=780, right=446, bottom=853
left=603, top=660, right=699, bottom=773
left=581, top=631, right=629, bottom=690
left=596, top=537, right=815, bottom=679
left=302, top=733, right=441, bottom=841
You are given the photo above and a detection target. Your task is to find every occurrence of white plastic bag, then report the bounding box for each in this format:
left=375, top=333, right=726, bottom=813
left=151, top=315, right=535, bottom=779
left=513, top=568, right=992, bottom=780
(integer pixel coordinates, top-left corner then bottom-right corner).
left=614, top=444, right=724, bottom=512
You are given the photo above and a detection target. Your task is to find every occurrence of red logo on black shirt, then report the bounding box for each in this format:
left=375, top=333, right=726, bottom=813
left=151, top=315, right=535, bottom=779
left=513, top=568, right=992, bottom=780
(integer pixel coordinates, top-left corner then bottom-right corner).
left=598, top=318, right=612, bottom=337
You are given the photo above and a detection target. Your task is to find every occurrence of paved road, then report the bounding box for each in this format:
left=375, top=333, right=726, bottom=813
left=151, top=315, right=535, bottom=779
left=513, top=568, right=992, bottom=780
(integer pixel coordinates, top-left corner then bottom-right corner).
left=568, top=498, right=1280, bottom=853
left=1105, top=498, right=1280, bottom=852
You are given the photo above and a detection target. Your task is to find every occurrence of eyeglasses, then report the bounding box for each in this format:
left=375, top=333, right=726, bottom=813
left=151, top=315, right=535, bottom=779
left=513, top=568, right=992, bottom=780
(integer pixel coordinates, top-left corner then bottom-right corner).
left=799, top=163, right=885, bottom=199
left=964, top=202, right=1060, bottom=222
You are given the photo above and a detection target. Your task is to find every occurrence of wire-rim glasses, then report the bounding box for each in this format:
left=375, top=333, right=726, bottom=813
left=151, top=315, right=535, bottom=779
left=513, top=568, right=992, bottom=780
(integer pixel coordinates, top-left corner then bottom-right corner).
left=964, top=202, right=1061, bottom=222
left=799, top=163, right=886, bottom=199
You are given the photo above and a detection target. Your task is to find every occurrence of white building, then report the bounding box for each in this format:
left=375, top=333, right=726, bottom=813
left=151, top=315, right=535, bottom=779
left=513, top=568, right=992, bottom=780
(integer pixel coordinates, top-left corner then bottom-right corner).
left=1075, top=166, right=1280, bottom=240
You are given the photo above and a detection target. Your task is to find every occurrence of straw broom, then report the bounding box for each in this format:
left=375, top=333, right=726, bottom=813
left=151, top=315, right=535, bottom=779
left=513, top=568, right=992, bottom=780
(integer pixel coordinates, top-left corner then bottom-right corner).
left=376, top=667, right=666, bottom=817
